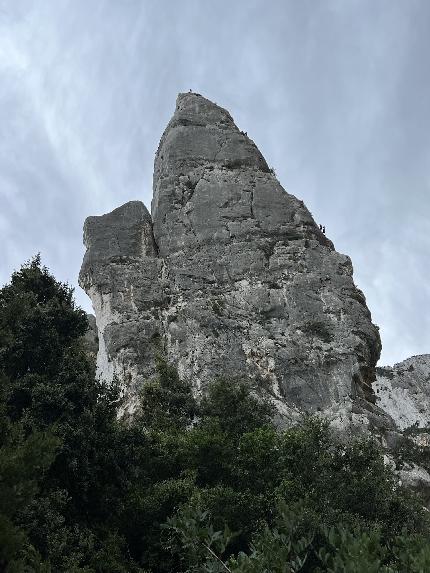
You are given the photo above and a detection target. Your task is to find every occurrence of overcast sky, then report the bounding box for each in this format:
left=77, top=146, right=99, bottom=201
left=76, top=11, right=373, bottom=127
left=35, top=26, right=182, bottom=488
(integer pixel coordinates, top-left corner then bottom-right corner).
left=1, top=0, right=429, bottom=365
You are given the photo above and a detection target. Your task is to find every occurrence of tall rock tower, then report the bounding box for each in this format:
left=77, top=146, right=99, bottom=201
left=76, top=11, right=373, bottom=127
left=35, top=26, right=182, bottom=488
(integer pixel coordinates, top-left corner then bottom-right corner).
left=79, top=93, right=383, bottom=428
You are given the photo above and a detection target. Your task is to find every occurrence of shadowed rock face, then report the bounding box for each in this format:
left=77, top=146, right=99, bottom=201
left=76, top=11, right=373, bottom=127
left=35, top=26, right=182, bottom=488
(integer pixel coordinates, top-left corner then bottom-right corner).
left=79, top=93, right=383, bottom=427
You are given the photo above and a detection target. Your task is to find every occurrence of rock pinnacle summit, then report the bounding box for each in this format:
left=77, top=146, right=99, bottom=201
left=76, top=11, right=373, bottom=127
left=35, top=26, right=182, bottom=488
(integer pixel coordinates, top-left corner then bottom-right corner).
left=80, top=93, right=385, bottom=429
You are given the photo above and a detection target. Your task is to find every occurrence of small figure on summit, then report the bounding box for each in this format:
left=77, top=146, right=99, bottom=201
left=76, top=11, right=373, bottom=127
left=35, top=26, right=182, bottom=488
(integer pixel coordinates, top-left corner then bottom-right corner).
left=323, top=226, right=326, bottom=234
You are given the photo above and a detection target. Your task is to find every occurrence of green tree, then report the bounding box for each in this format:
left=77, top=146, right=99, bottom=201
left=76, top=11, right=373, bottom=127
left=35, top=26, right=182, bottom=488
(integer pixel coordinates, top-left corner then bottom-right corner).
left=0, top=381, right=57, bottom=571
left=2, top=257, right=430, bottom=572
left=166, top=414, right=429, bottom=571
left=168, top=500, right=430, bottom=572
left=0, top=257, right=144, bottom=571
left=138, top=357, right=196, bottom=432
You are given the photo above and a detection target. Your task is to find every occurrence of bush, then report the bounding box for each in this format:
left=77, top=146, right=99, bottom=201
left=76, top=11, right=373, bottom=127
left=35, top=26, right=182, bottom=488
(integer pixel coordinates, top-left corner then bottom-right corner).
left=169, top=501, right=430, bottom=572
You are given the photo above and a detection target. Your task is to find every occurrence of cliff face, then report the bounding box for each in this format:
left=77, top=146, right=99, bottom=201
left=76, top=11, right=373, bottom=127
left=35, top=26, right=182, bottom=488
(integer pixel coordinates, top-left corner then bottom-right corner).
left=79, top=93, right=384, bottom=426
left=375, top=355, right=430, bottom=430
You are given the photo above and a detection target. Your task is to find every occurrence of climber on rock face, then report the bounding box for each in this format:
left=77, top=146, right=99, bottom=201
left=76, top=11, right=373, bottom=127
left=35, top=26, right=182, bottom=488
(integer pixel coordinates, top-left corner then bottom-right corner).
left=323, top=226, right=326, bottom=234
left=319, top=224, right=322, bottom=230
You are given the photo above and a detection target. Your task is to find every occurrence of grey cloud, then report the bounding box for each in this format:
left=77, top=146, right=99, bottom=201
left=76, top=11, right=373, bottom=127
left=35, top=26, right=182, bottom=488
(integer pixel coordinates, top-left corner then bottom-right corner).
left=0, top=0, right=429, bottom=365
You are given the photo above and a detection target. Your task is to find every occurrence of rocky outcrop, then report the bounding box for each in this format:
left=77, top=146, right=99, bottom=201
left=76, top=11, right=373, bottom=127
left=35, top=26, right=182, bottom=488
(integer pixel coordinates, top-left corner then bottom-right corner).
left=79, top=93, right=384, bottom=427
left=375, top=355, right=430, bottom=430
left=80, top=201, right=163, bottom=413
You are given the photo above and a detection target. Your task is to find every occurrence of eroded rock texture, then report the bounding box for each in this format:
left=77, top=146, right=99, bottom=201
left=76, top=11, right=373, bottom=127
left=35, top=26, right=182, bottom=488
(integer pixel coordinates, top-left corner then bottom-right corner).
left=374, top=355, right=430, bottom=506
left=375, top=355, right=430, bottom=430
left=80, top=93, right=383, bottom=425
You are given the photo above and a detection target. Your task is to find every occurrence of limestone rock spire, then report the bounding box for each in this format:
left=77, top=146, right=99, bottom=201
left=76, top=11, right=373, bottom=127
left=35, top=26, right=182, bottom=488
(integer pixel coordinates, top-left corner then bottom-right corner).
left=80, top=93, right=383, bottom=430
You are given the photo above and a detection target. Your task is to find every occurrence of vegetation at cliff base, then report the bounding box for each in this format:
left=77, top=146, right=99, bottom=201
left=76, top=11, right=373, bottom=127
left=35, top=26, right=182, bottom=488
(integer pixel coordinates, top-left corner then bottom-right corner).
left=1, top=257, right=430, bottom=572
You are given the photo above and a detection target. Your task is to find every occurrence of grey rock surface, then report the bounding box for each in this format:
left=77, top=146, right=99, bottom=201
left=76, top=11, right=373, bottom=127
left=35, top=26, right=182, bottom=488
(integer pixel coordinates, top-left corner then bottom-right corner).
left=375, top=355, right=430, bottom=430
left=80, top=200, right=164, bottom=414
left=79, top=93, right=386, bottom=427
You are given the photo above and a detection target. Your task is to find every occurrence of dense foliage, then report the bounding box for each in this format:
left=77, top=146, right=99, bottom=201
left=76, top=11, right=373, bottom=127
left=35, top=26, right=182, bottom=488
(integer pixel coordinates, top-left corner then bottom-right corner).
left=1, top=257, right=430, bottom=571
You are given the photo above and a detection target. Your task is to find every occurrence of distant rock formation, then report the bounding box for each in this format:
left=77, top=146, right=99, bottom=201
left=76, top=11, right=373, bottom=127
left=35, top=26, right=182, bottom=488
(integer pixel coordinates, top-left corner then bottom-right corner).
left=79, top=93, right=387, bottom=429
left=375, top=355, right=430, bottom=430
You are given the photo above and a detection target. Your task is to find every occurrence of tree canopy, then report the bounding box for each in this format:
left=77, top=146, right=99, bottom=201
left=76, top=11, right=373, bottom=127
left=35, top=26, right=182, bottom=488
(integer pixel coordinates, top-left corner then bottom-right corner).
left=1, top=257, right=430, bottom=572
